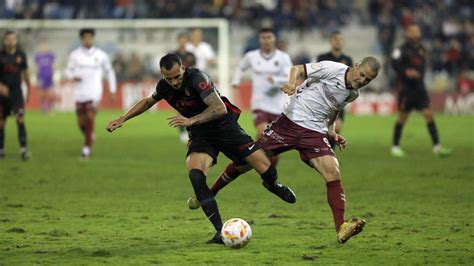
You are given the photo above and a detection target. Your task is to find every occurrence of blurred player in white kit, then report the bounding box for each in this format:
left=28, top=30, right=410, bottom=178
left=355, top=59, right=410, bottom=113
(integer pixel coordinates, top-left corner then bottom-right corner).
left=231, top=28, right=292, bottom=166
left=65, top=28, right=116, bottom=158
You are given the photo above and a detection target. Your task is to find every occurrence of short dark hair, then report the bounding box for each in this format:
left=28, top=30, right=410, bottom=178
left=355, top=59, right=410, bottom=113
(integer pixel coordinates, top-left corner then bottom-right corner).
left=160, top=53, right=182, bottom=70
left=79, top=28, right=95, bottom=38
left=329, top=30, right=341, bottom=38
left=259, top=28, right=275, bottom=34
left=4, top=30, right=16, bottom=38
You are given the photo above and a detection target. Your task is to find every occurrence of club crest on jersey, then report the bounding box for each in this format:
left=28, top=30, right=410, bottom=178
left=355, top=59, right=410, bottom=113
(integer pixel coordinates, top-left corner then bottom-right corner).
left=198, top=81, right=209, bottom=91
left=16, top=56, right=22, bottom=64
left=274, top=61, right=279, bottom=66
left=310, top=63, right=322, bottom=70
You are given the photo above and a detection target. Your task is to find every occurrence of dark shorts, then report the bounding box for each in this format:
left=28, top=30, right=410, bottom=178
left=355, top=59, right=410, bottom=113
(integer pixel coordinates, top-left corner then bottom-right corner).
left=398, top=88, right=430, bottom=112
left=252, top=110, right=280, bottom=127
left=257, top=114, right=335, bottom=165
left=186, top=123, right=259, bottom=165
left=75, top=101, right=98, bottom=114
left=0, top=96, right=25, bottom=119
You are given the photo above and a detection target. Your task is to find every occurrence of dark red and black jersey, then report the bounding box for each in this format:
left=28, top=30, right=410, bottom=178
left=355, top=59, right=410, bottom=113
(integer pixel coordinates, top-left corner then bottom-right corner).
left=317, top=52, right=353, bottom=67
left=392, top=42, right=426, bottom=89
left=152, top=67, right=241, bottom=128
left=0, top=49, right=27, bottom=99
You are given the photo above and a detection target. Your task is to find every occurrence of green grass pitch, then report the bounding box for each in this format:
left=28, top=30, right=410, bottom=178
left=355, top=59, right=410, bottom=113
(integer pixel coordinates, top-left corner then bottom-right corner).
left=0, top=111, right=473, bottom=264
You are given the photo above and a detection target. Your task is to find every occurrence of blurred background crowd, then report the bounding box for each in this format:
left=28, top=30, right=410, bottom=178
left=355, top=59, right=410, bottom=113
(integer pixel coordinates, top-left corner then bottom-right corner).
left=1, top=0, right=473, bottom=93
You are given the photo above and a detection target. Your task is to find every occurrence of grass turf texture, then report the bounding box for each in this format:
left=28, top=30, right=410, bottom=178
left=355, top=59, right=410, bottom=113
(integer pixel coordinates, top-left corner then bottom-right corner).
left=0, top=111, right=473, bottom=264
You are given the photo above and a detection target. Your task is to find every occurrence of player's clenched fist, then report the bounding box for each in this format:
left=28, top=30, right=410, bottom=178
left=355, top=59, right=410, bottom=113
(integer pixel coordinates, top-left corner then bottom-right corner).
left=281, top=83, right=296, bottom=95
left=106, top=119, right=124, bottom=132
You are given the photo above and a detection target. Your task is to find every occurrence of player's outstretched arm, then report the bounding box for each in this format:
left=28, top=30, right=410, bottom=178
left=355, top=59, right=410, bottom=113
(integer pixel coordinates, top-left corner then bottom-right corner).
left=327, top=111, right=348, bottom=150
left=106, top=96, right=157, bottom=132
left=167, top=91, right=227, bottom=127
left=282, top=65, right=305, bottom=95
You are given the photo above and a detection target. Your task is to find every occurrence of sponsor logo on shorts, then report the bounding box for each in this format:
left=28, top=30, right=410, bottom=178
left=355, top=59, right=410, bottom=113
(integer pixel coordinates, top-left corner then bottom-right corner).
left=265, top=129, right=286, bottom=145
left=323, top=138, right=331, bottom=148
left=248, top=144, right=256, bottom=150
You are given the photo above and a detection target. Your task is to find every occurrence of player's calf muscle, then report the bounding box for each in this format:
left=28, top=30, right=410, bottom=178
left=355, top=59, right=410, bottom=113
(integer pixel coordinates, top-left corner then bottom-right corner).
left=244, top=150, right=271, bottom=173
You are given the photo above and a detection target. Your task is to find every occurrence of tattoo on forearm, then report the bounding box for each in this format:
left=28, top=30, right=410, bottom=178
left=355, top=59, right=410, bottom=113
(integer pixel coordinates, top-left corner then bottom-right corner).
left=192, top=92, right=226, bottom=125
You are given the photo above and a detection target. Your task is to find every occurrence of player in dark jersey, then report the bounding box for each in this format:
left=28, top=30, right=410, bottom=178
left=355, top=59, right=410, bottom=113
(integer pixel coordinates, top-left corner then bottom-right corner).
left=106, top=54, right=296, bottom=244
left=391, top=24, right=451, bottom=157
left=172, top=32, right=197, bottom=143
left=0, top=30, right=31, bottom=160
left=317, top=31, right=353, bottom=149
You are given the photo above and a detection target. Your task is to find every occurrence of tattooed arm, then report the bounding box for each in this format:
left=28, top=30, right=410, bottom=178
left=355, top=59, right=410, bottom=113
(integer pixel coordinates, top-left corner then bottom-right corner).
left=167, top=91, right=227, bottom=127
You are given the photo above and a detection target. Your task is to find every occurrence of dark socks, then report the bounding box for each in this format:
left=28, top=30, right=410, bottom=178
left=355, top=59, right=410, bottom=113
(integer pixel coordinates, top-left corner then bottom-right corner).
left=427, top=121, right=440, bottom=146
left=260, top=165, right=277, bottom=185
left=0, top=126, right=4, bottom=150
left=189, top=169, right=223, bottom=232
left=17, top=122, right=27, bottom=148
left=393, top=122, right=404, bottom=146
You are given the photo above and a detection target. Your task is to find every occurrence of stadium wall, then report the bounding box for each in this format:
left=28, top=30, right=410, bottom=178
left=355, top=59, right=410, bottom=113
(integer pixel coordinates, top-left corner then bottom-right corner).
left=24, top=82, right=474, bottom=115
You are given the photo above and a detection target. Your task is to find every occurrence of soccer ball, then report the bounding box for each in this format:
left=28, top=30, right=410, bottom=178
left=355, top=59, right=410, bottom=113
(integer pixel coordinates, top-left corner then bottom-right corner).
left=221, top=218, right=252, bottom=248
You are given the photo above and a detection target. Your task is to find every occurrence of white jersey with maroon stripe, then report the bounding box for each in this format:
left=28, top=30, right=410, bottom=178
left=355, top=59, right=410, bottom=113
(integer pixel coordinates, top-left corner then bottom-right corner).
left=284, top=61, right=359, bottom=134
left=232, top=49, right=292, bottom=115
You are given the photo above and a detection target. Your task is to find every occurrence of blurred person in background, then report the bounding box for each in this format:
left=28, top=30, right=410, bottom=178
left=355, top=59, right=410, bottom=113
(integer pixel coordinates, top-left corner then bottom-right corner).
left=65, top=28, right=117, bottom=159
left=391, top=24, right=451, bottom=157
left=173, top=32, right=196, bottom=143
left=174, top=32, right=196, bottom=68
left=230, top=28, right=292, bottom=168
left=0, top=30, right=31, bottom=160
left=125, top=52, right=144, bottom=82
left=34, top=40, right=55, bottom=115
left=317, top=31, right=353, bottom=149
left=185, top=28, right=215, bottom=70
left=112, top=52, right=127, bottom=82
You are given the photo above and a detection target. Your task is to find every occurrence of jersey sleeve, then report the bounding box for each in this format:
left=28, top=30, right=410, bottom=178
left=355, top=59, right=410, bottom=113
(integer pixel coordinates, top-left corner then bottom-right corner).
left=64, top=52, right=76, bottom=79
left=231, top=52, right=251, bottom=86
left=303, top=61, right=341, bottom=80
left=20, top=52, right=28, bottom=70
left=204, top=43, right=216, bottom=61
left=151, top=81, right=165, bottom=101
left=101, top=53, right=117, bottom=93
left=190, top=70, right=216, bottom=100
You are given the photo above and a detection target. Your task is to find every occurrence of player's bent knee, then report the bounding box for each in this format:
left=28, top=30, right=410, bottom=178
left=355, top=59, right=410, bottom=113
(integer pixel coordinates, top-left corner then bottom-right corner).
left=186, top=153, right=213, bottom=172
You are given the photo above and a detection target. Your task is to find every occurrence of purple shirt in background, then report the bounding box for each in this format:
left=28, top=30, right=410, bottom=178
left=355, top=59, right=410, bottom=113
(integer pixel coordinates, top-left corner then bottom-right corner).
left=35, top=51, right=55, bottom=89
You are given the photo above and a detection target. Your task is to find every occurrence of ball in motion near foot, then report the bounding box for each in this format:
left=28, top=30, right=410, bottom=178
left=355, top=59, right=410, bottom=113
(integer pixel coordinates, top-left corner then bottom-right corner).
left=221, top=218, right=252, bottom=248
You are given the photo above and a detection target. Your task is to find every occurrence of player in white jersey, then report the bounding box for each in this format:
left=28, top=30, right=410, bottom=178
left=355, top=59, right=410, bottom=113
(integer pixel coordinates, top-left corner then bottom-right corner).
left=64, top=29, right=117, bottom=158
left=232, top=28, right=293, bottom=138
left=187, top=57, right=380, bottom=244
left=185, top=29, right=216, bottom=70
